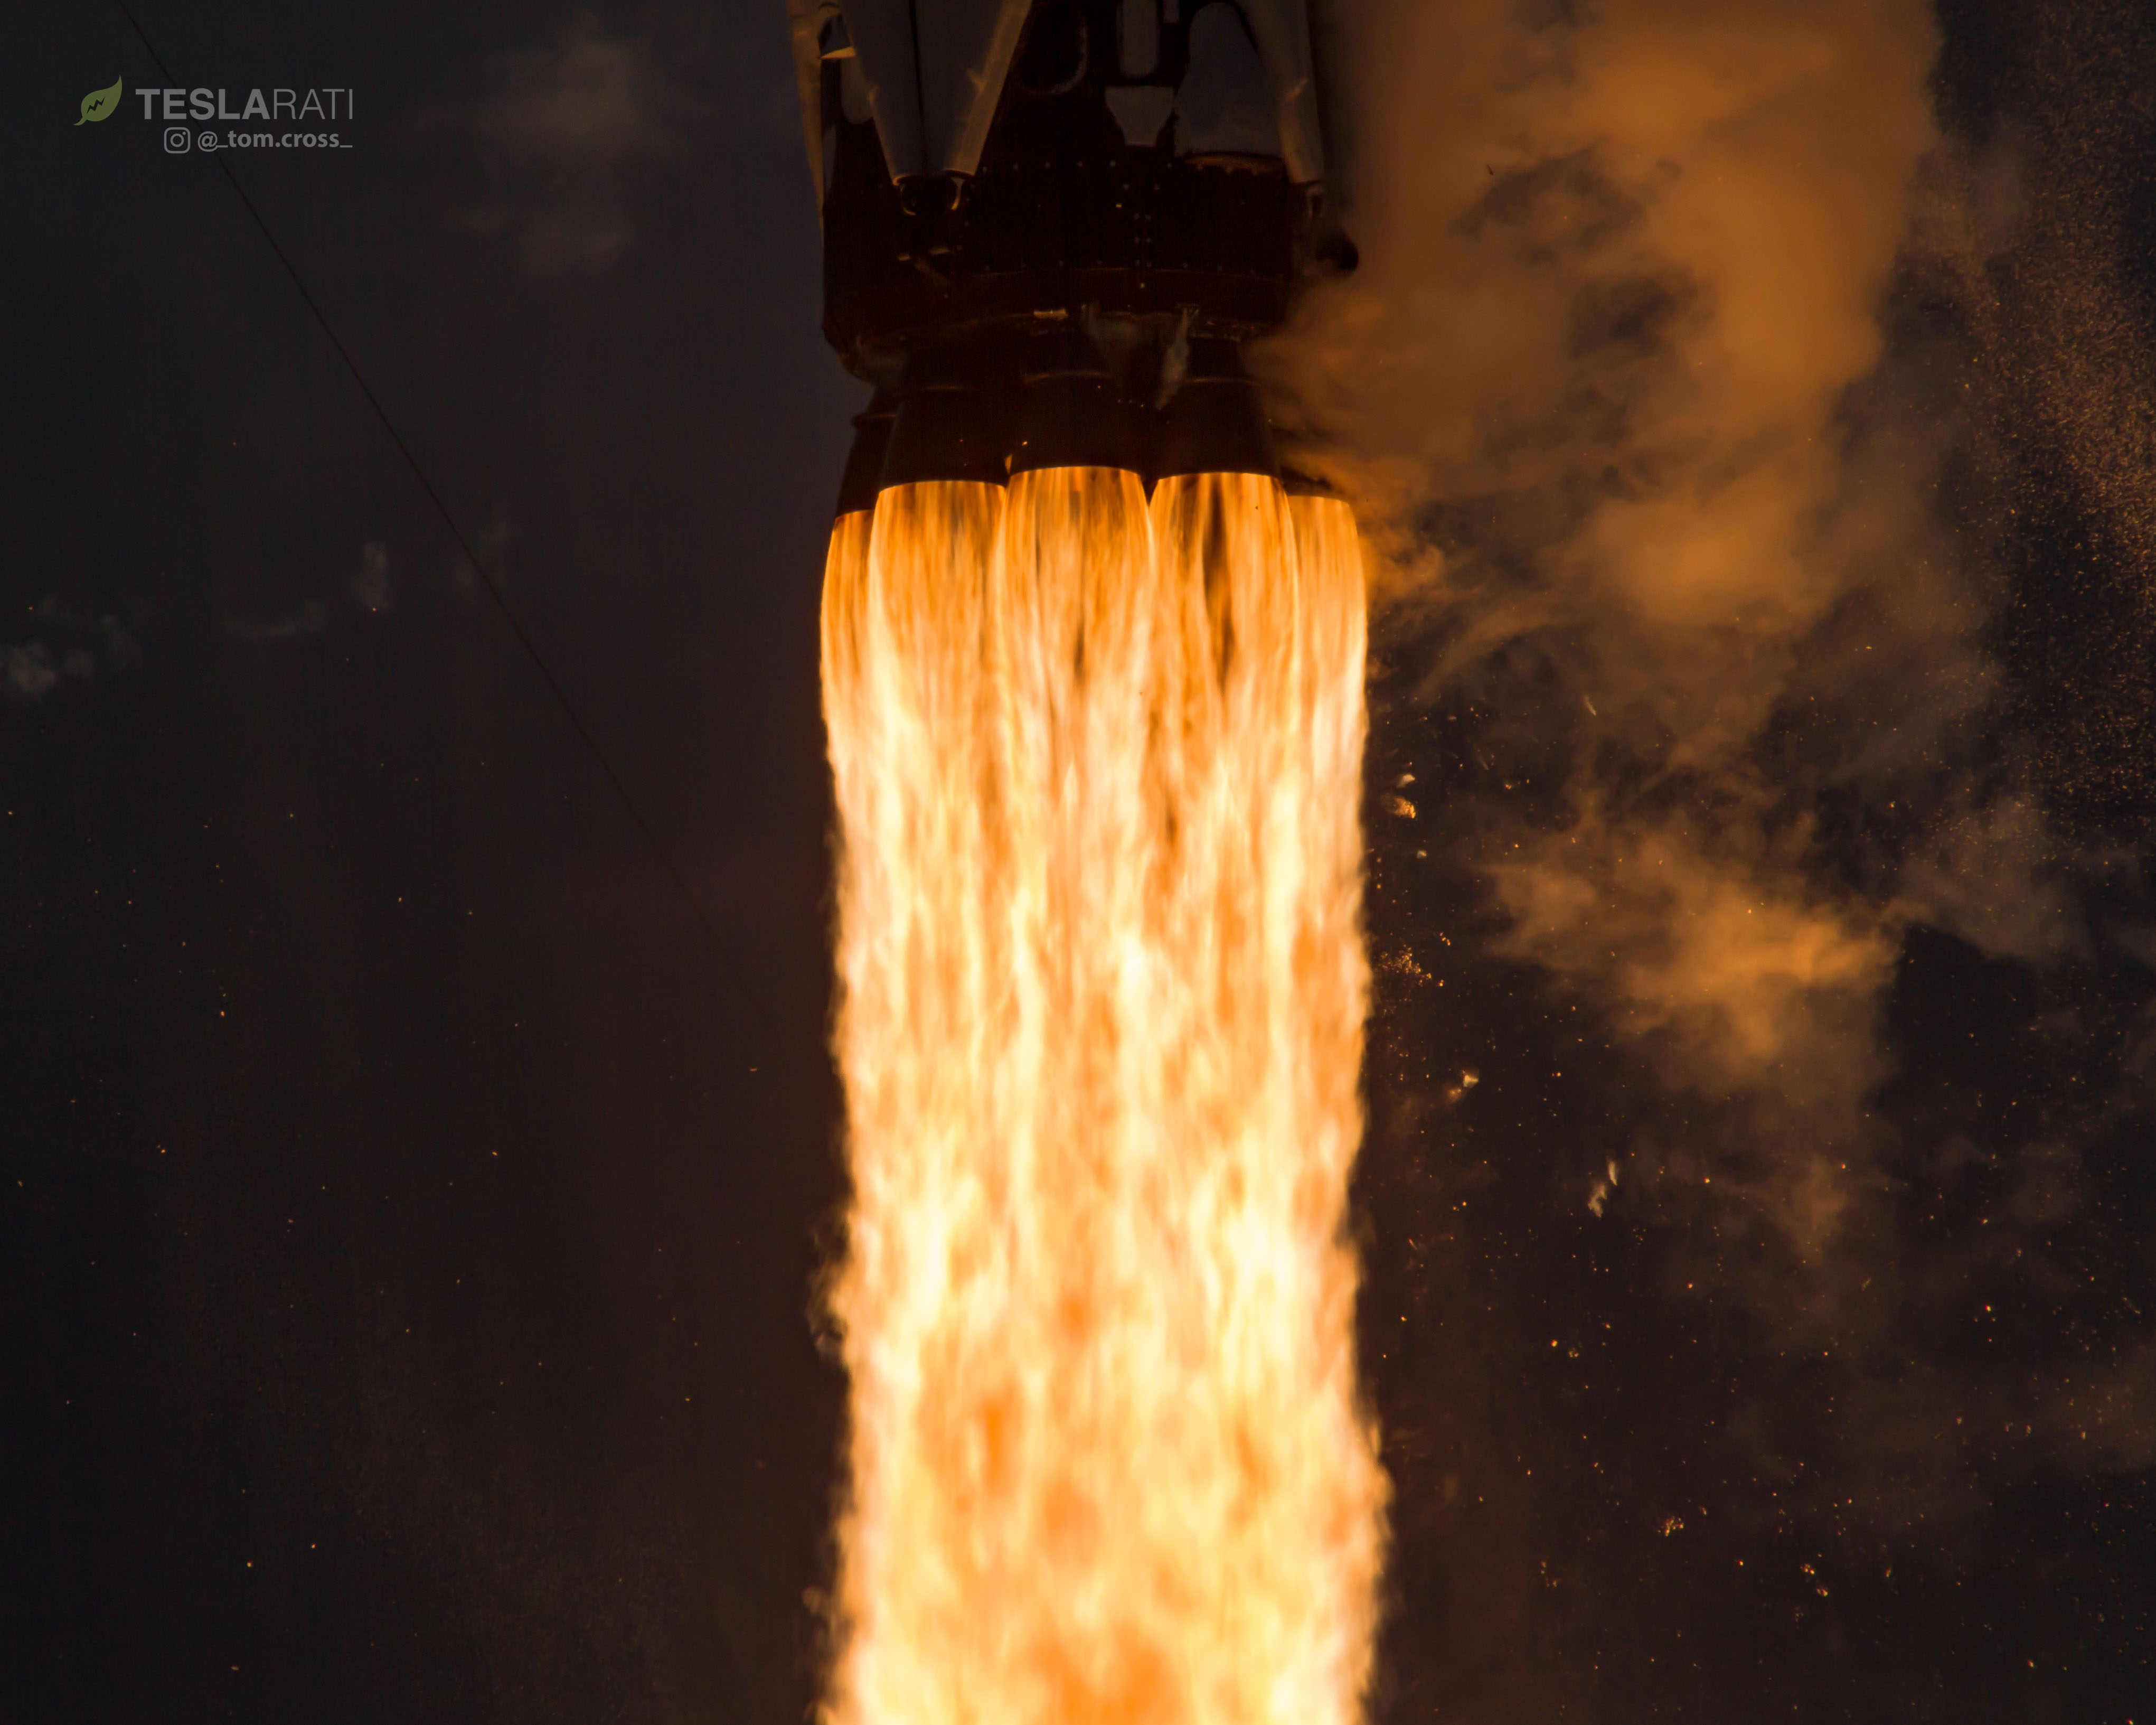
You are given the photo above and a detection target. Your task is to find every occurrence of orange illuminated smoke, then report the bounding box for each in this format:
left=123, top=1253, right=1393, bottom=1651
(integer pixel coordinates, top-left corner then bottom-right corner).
left=820, top=467, right=1386, bottom=1725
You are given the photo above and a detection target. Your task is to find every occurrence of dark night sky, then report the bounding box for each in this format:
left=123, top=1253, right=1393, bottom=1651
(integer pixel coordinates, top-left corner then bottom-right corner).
left=10, top=4, right=855, bottom=1719
left=5, top=3, right=2153, bottom=1723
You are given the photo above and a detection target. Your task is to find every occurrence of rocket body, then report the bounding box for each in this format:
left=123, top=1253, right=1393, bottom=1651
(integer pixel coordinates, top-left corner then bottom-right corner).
left=788, top=0, right=1351, bottom=493
left=802, top=17, right=1387, bottom=1725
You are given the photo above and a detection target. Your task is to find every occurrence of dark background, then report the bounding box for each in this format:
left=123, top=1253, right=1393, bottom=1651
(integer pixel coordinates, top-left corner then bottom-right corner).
left=9, top=4, right=853, bottom=1719
left=5, top=3, right=2151, bottom=1722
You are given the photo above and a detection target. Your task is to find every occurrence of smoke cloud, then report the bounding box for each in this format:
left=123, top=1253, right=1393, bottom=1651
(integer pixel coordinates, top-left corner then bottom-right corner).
left=1269, top=0, right=2156, bottom=1707
left=3, top=601, right=145, bottom=704
left=1281, top=0, right=1943, bottom=1161
left=474, top=22, right=669, bottom=271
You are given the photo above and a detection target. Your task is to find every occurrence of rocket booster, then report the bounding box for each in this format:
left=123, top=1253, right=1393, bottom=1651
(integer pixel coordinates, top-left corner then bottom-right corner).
left=787, top=0, right=1353, bottom=504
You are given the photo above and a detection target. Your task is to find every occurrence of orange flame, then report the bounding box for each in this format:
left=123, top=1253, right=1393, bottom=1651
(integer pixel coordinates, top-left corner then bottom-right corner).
left=821, top=468, right=1386, bottom=1725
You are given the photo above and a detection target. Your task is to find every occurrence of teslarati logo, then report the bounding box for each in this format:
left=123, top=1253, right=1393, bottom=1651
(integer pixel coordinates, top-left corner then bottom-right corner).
left=134, top=86, right=355, bottom=122
left=78, top=79, right=357, bottom=153
left=78, top=78, right=124, bottom=124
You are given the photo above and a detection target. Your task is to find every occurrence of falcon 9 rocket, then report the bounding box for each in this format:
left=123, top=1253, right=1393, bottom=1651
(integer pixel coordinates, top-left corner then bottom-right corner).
left=786, top=0, right=1356, bottom=501
left=796, top=10, right=1385, bottom=1725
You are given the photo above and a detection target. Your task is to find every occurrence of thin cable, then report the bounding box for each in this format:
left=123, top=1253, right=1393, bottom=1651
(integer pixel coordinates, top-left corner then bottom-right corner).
left=113, top=0, right=770, bottom=1050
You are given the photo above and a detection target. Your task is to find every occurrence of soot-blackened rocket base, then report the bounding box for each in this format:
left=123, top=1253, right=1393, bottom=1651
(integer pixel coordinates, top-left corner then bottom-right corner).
left=786, top=0, right=1353, bottom=502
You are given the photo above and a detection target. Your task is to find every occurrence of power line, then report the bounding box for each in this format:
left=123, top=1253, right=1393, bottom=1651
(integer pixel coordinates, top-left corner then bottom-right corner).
left=112, top=0, right=771, bottom=1055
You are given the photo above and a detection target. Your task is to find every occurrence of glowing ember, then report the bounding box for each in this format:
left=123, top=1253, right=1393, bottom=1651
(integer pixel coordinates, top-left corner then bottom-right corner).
left=820, top=468, right=1385, bottom=1725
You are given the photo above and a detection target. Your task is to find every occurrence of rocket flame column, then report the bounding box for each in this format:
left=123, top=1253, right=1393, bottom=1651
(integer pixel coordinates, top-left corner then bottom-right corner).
left=796, top=6, right=1382, bottom=1722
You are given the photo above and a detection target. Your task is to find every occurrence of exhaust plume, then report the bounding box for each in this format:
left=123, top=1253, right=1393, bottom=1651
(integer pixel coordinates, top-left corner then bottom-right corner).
left=820, top=472, right=1386, bottom=1725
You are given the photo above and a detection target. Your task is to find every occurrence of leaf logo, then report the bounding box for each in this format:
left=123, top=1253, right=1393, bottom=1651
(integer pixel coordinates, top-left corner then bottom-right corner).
left=78, top=78, right=123, bottom=125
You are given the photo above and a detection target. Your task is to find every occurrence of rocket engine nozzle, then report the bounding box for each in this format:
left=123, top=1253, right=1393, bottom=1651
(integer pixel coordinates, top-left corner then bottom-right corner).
left=1155, top=336, right=1276, bottom=482
left=836, top=389, right=899, bottom=516
left=1009, top=329, right=1154, bottom=479
left=800, top=0, right=1349, bottom=509
left=883, top=346, right=1013, bottom=489
left=837, top=321, right=1291, bottom=495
